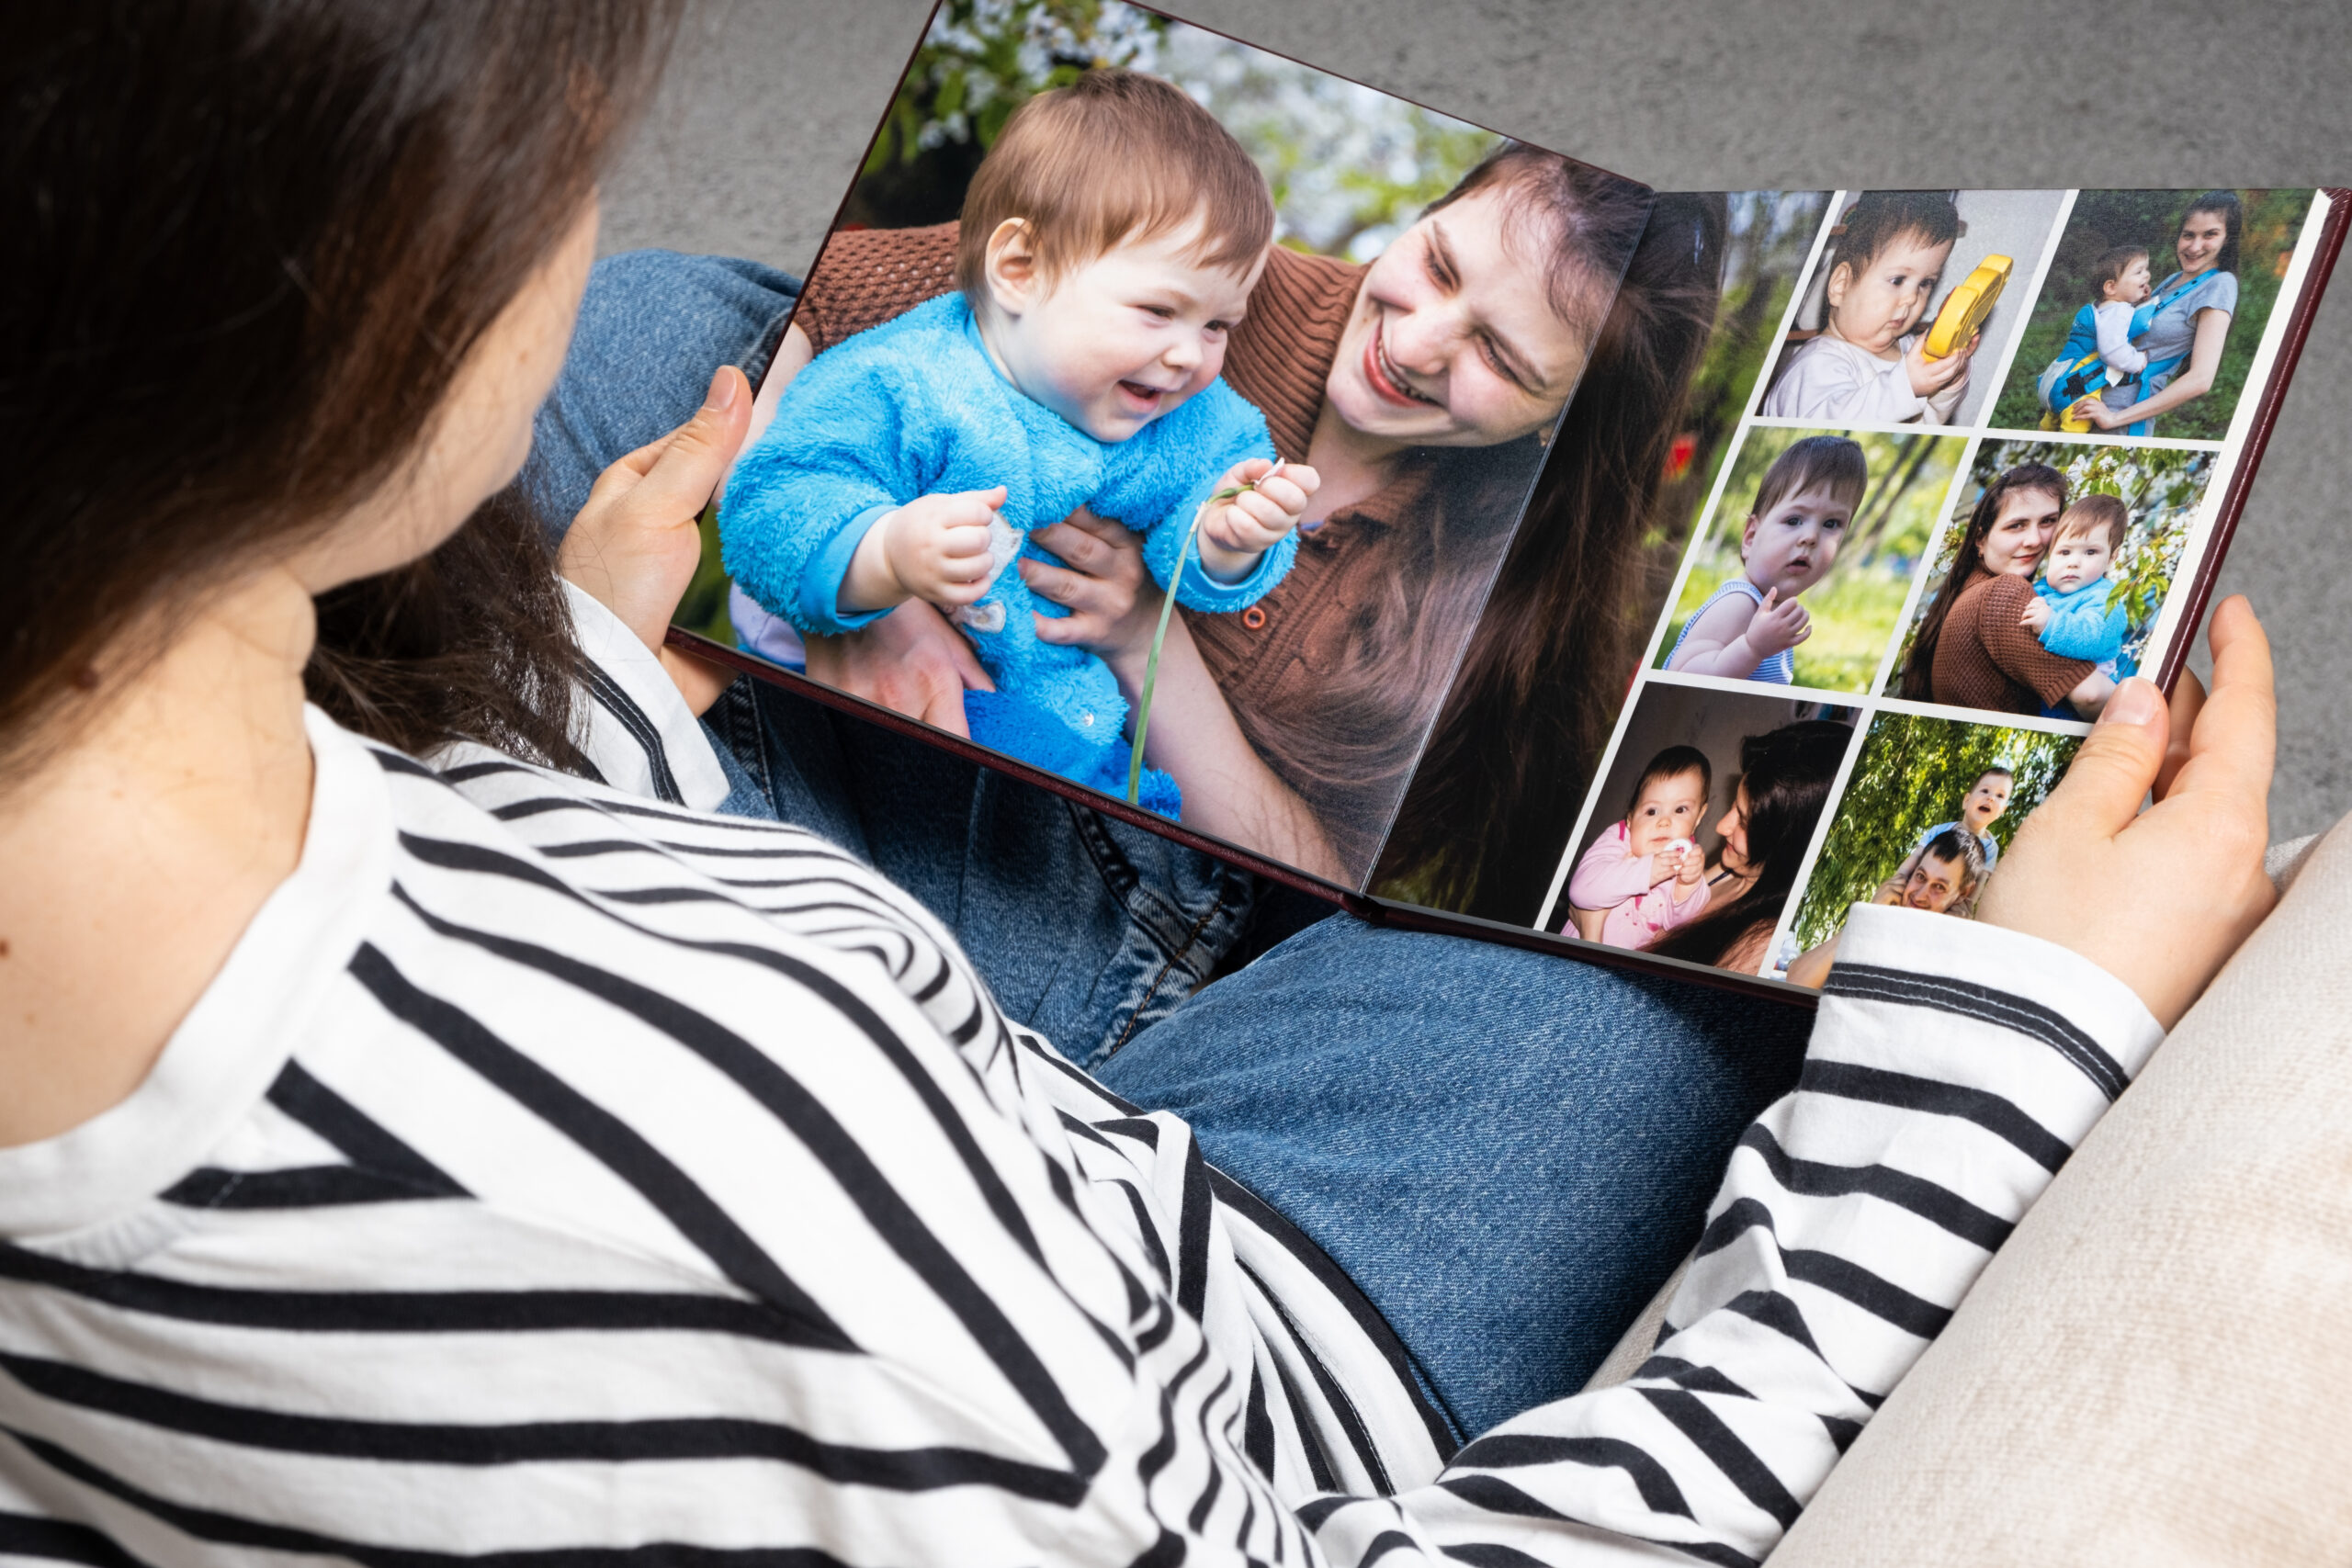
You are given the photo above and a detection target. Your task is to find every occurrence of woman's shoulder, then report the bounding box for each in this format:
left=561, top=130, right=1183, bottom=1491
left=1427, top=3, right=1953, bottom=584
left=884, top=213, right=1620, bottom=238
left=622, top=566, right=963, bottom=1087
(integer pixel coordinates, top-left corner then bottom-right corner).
left=794, top=221, right=960, bottom=353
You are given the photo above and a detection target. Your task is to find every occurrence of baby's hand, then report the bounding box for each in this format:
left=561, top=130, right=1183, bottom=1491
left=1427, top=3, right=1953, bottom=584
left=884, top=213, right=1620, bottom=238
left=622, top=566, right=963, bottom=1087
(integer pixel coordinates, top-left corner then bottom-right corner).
left=876, top=486, right=1007, bottom=609
left=1196, top=458, right=1319, bottom=583
left=1905, top=329, right=1975, bottom=397
left=1670, top=840, right=1705, bottom=886
left=2020, top=597, right=2052, bottom=633
left=1746, top=586, right=1812, bottom=658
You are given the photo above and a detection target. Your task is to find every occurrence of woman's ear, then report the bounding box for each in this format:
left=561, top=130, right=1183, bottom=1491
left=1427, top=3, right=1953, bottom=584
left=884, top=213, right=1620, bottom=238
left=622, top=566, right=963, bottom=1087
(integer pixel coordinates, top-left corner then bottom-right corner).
left=983, top=218, right=1043, bottom=319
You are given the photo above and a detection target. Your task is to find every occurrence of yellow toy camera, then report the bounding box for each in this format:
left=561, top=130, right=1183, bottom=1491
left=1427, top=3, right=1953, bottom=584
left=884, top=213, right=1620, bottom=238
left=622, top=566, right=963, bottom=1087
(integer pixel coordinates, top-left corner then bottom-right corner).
left=1923, top=254, right=2012, bottom=359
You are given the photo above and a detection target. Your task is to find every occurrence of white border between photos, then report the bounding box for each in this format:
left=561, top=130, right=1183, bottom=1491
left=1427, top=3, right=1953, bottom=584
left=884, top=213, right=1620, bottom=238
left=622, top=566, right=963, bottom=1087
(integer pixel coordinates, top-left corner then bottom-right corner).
left=1532, top=186, right=2334, bottom=976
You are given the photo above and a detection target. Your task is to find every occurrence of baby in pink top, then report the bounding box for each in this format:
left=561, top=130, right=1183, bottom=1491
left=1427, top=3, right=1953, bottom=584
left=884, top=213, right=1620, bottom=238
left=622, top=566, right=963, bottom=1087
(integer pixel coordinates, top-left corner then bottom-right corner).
left=1568, top=745, right=1713, bottom=949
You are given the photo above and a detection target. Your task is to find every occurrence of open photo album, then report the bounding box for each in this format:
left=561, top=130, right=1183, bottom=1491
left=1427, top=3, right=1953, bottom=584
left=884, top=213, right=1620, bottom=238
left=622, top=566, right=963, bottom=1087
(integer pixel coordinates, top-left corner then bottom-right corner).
left=668, top=0, right=2349, bottom=1001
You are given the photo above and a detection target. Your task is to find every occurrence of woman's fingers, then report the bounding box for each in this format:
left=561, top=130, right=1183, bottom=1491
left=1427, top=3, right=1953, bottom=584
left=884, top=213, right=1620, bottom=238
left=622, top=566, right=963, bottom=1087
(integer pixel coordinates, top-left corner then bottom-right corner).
left=620, top=367, right=751, bottom=521
left=2036, top=677, right=2171, bottom=839
left=2154, top=669, right=2206, bottom=801
left=2158, top=596, right=2276, bottom=811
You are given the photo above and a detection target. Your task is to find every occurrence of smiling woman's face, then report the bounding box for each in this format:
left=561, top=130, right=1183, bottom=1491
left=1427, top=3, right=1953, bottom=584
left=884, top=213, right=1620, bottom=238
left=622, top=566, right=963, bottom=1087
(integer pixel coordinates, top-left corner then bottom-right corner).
left=1978, top=484, right=2064, bottom=578
left=2177, top=206, right=2231, bottom=276
left=1323, top=186, right=1591, bottom=451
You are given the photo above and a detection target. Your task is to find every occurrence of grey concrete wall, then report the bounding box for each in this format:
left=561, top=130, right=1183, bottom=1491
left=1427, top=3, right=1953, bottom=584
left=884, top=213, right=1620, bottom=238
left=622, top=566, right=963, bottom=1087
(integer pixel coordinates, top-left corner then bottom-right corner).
left=604, top=0, right=2352, bottom=835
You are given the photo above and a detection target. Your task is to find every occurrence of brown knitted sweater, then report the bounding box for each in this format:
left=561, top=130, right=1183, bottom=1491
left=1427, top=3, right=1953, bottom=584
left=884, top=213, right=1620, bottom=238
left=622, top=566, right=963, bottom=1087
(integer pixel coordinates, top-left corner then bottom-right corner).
left=1931, top=570, right=2095, bottom=714
left=790, top=224, right=1476, bottom=883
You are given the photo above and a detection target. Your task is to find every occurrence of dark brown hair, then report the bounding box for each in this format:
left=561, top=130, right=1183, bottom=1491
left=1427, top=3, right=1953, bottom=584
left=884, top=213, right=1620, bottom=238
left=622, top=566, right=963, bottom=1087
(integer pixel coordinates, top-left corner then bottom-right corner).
left=1830, top=189, right=1962, bottom=284
left=1371, top=186, right=1724, bottom=919
left=1748, top=434, right=1869, bottom=540
left=954, top=68, right=1272, bottom=302
left=2089, top=243, right=2149, bottom=302
left=1898, top=463, right=2068, bottom=701
left=1627, top=744, right=1712, bottom=821
left=1916, top=827, right=1985, bottom=895
left=1643, top=719, right=1850, bottom=969
left=4, top=0, right=679, bottom=773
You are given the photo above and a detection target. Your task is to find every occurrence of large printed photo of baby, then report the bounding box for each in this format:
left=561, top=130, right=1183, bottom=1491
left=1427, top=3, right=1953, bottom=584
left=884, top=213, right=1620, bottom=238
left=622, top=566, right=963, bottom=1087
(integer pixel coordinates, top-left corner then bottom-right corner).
left=1546, top=683, right=1857, bottom=976
left=1779, top=710, right=2082, bottom=984
left=681, top=0, right=1651, bottom=891
left=1883, top=438, right=2216, bottom=716
left=1988, top=188, right=2315, bottom=443
left=1758, top=189, right=2064, bottom=429
left=1654, top=425, right=1963, bottom=694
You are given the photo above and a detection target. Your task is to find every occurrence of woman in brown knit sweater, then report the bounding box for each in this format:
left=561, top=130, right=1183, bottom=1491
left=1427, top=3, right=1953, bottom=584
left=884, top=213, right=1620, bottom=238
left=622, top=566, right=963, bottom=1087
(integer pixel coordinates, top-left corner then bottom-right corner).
left=780, top=151, right=1722, bottom=918
left=1899, top=462, right=2117, bottom=717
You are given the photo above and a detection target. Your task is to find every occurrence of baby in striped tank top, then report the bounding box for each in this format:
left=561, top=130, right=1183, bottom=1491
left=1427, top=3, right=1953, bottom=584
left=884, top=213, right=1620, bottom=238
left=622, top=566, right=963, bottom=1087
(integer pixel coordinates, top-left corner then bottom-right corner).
left=1666, top=434, right=1869, bottom=685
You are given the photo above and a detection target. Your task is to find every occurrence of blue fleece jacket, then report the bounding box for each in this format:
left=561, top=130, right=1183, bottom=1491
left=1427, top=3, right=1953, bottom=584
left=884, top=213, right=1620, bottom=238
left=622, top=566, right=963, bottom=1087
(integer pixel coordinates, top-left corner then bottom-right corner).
left=718, top=293, right=1289, bottom=813
left=2032, top=574, right=2128, bottom=669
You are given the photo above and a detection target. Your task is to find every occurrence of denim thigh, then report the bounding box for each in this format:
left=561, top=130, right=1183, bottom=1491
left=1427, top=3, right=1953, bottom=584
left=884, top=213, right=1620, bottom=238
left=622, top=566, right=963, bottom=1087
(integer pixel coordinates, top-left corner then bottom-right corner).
left=704, top=677, right=1260, bottom=1066
left=1095, top=917, right=1814, bottom=1444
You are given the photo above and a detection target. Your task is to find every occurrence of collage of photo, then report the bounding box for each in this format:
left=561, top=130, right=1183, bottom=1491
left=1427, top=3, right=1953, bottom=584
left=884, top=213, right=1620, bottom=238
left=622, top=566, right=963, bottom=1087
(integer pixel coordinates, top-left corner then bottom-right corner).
left=1534, top=185, right=2331, bottom=983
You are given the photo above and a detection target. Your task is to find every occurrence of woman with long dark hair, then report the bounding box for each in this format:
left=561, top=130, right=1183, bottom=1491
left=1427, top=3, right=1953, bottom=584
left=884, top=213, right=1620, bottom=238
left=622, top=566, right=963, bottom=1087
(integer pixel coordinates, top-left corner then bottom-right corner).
left=2073, top=190, right=2245, bottom=438
left=1899, top=462, right=2116, bottom=715
left=0, top=3, right=2284, bottom=1562
left=1644, top=719, right=1852, bottom=972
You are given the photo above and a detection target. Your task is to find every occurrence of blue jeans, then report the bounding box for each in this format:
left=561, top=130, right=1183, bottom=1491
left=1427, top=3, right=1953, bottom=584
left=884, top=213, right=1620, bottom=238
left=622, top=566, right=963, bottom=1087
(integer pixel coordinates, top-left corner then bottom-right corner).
left=525, top=248, right=1816, bottom=1442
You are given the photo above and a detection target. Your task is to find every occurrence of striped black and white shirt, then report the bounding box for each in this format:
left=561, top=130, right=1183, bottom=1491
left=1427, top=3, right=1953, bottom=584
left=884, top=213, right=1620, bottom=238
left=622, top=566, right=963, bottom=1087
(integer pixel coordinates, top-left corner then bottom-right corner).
left=0, top=592, right=2163, bottom=1567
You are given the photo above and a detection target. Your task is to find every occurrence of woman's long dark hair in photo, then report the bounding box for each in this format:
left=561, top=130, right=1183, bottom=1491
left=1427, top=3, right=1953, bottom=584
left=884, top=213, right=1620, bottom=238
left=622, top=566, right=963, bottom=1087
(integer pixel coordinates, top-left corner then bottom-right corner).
left=1895, top=463, right=2067, bottom=702
left=4, top=0, right=679, bottom=778
left=1371, top=191, right=1731, bottom=920
left=1644, top=719, right=1849, bottom=969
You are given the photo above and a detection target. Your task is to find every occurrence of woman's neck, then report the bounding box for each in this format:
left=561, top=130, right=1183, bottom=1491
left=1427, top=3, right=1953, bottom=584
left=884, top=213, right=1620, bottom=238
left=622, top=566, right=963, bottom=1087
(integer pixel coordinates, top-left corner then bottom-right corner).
left=1303, top=399, right=1409, bottom=525
left=0, top=569, right=317, bottom=1146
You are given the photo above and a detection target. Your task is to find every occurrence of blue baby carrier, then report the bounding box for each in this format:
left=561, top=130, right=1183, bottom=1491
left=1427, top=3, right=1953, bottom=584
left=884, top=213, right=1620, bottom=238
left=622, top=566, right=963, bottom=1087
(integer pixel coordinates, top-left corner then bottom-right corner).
left=2035, top=274, right=2204, bottom=430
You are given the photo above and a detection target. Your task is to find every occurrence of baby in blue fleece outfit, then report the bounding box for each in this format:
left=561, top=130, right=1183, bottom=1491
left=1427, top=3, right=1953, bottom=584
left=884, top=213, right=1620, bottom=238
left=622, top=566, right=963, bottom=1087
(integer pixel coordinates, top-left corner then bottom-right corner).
left=720, top=70, right=1317, bottom=818
left=2021, top=493, right=2131, bottom=715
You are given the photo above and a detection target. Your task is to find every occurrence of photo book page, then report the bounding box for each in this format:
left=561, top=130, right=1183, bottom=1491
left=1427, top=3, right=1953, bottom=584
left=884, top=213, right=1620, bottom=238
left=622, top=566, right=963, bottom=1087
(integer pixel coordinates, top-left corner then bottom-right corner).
left=663, top=0, right=2346, bottom=996
left=1492, top=186, right=2342, bottom=988
left=676, top=0, right=1651, bottom=895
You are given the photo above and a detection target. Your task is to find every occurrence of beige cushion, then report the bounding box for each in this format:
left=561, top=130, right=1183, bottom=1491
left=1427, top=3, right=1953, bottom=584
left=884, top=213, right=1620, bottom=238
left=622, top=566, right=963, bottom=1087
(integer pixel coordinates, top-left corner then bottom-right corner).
left=1776, top=818, right=2352, bottom=1565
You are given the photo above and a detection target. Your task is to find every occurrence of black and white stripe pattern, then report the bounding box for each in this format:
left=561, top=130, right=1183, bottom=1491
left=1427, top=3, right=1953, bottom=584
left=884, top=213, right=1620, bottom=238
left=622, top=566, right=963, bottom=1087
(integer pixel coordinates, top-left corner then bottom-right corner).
left=0, top=603, right=2164, bottom=1567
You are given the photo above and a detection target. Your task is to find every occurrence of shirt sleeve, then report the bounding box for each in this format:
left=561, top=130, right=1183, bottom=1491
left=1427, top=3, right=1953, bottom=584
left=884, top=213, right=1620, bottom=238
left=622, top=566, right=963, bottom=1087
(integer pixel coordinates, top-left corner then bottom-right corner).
left=1978, top=576, right=2097, bottom=704
left=558, top=579, right=731, bottom=810
left=1124, top=381, right=1295, bottom=614
left=2094, top=303, right=2148, bottom=375
left=718, top=330, right=933, bottom=635
left=1293, top=903, right=2163, bottom=1567
left=1568, top=828, right=1658, bottom=910
left=2038, top=589, right=2129, bottom=663
left=1760, top=338, right=1932, bottom=424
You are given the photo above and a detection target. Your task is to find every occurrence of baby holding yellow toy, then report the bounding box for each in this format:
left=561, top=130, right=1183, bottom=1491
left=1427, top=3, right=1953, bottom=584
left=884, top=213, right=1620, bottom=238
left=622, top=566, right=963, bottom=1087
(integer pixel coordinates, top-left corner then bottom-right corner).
left=1762, top=191, right=1979, bottom=426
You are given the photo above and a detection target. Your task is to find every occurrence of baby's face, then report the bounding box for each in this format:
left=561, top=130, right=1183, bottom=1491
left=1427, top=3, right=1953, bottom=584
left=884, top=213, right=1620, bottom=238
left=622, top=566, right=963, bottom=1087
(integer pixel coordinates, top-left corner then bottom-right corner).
left=1827, top=230, right=1953, bottom=355
left=1960, top=773, right=2011, bottom=831
left=2043, top=529, right=2113, bottom=595
left=1741, top=481, right=1850, bottom=599
left=1903, top=852, right=1969, bottom=913
left=1626, top=769, right=1708, bottom=858
left=2107, top=255, right=2153, bottom=305
left=990, top=215, right=1261, bottom=444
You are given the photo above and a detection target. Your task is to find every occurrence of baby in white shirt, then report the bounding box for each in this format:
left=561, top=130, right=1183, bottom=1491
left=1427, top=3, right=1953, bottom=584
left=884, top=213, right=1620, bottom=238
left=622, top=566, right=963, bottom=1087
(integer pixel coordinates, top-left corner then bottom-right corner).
left=2085, top=244, right=2153, bottom=385
left=1762, top=190, right=1977, bottom=426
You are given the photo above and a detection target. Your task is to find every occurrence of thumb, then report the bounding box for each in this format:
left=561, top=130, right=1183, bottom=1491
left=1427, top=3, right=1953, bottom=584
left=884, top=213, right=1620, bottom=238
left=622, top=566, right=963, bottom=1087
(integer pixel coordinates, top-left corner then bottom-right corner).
left=628, top=366, right=752, bottom=522
left=2039, top=677, right=2168, bottom=838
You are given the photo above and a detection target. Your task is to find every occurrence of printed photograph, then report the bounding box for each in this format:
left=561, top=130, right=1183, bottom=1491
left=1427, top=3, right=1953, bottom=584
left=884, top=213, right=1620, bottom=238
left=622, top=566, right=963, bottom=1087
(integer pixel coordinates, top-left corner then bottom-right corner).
left=1758, top=188, right=2065, bottom=429
left=1543, top=682, right=1857, bottom=977
left=1988, top=188, right=2316, bottom=443
left=1653, top=424, right=1965, bottom=696
left=678, top=0, right=1651, bottom=891
left=1884, top=438, right=2217, bottom=714
left=1370, top=188, right=1833, bottom=925
left=1780, top=710, right=2083, bottom=983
